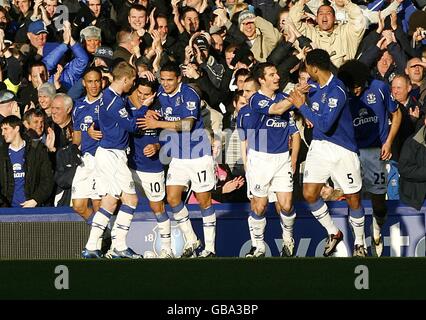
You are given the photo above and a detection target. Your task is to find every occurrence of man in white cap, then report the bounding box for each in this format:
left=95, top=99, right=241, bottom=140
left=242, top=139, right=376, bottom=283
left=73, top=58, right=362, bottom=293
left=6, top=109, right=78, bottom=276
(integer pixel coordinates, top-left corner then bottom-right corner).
left=80, top=25, right=102, bottom=55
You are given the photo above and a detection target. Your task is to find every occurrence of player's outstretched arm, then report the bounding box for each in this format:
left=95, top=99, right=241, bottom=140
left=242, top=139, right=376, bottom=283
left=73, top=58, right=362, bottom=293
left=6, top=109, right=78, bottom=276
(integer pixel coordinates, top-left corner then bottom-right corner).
left=268, top=98, right=293, bottom=115
left=138, top=117, right=195, bottom=132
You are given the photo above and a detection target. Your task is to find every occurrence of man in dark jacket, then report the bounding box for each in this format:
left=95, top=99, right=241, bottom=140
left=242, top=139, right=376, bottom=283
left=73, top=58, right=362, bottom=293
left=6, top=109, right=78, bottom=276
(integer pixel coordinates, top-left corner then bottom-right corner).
left=0, top=115, right=54, bottom=207
left=399, top=117, right=426, bottom=210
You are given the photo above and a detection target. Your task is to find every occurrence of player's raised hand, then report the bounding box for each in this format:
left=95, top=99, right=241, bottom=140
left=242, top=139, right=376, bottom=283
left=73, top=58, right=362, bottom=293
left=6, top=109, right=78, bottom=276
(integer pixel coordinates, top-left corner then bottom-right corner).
left=288, top=89, right=305, bottom=108
left=141, top=93, right=156, bottom=107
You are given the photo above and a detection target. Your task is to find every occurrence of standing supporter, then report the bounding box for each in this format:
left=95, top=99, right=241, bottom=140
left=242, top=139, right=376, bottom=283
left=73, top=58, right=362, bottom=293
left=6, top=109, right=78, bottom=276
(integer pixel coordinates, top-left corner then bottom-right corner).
left=0, top=115, right=54, bottom=207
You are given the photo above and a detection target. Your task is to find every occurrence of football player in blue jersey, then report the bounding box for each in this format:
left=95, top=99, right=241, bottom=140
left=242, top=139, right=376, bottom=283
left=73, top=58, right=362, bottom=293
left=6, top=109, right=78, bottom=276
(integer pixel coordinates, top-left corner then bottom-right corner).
left=338, top=60, right=402, bottom=257
left=242, top=63, right=300, bottom=258
left=82, top=61, right=147, bottom=259
left=71, top=67, right=103, bottom=221
left=139, top=63, right=216, bottom=258
left=289, top=49, right=367, bottom=257
left=127, top=77, right=174, bottom=258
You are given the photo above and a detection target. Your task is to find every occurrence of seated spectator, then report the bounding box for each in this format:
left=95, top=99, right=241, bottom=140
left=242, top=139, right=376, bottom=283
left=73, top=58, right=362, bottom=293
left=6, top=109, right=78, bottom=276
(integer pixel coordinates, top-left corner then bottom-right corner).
left=0, top=115, right=54, bottom=207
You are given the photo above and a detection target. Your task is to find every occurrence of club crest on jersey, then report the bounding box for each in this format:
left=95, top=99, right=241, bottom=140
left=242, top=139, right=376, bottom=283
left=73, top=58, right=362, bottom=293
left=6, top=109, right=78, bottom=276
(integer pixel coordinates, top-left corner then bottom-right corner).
left=366, top=93, right=376, bottom=104
left=258, top=100, right=269, bottom=108
left=118, top=108, right=128, bottom=118
left=186, top=101, right=196, bottom=111
left=328, top=98, right=338, bottom=108
left=312, top=102, right=320, bottom=111
left=84, top=115, right=93, bottom=123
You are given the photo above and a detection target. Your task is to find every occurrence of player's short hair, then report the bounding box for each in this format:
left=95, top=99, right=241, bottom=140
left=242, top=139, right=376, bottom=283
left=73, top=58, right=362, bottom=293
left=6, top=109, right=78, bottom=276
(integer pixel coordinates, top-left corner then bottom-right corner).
left=252, top=62, right=276, bottom=82
left=82, top=66, right=102, bottom=79
left=160, top=62, right=181, bottom=77
left=338, top=60, right=370, bottom=90
left=244, top=76, right=260, bottom=89
left=305, top=49, right=331, bottom=71
left=132, top=77, right=158, bottom=94
left=112, top=61, right=137, bottom=81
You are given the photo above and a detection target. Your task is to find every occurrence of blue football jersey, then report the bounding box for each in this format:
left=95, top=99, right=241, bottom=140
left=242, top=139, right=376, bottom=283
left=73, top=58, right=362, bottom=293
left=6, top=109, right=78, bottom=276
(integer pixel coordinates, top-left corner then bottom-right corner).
left=72, top=96, right=100, bottom=156
left=98, top=87, right=144, bottom=150
left=300, top=75, right=358, bottom=153
left=349, top=80, right=398, bottom=148
left=9, top=144, right=26, bottom=207
left=127, top=100, right=163, bottom=173
left=248, top=91, right=298, bottom=154
left=157, top=83, right=211, bottom=159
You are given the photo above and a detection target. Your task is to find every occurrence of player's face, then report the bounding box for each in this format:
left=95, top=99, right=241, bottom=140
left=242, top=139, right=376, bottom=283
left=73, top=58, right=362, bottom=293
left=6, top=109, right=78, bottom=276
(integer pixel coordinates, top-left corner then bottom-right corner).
left=305, top=63, right=318, bottom=82
left=1, top=124, right=19, bottom=144
left=261, top=66, right=280, bottom=91
left=83, top=71, right=102, bottom=99
left=133, top=85, right=153, bottom=105
left=160, top=71, right=181, bottom=94
left=317, top=6, right=335, bottom=32
left=243, top=81, right=258, bottom=100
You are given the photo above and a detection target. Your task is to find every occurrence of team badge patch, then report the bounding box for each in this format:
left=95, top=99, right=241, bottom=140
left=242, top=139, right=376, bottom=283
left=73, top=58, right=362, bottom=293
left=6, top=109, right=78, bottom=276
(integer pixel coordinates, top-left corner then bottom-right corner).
left=328, top=98, right=338, bottom=108
left=186, top=101, right=196, bottom=111
left=366, top=93, right=376, bottom=104
left=258, top=100, right=269, bottom=108
left=118, top=108, right=128, bottom=118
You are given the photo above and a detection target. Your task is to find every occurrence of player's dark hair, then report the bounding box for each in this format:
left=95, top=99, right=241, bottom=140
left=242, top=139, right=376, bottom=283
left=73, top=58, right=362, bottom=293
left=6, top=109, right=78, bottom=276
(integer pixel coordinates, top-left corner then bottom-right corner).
left=338, top=60, right=370, bottom=90
left=82, top=66, right=102, bottom=79
left=131, top=77, right=158, bottom=94
left=252, top=62, right=276, bottom=82
left=305, top=49, right=331, bottom=71
left=160, top=62, right=181, bottom=77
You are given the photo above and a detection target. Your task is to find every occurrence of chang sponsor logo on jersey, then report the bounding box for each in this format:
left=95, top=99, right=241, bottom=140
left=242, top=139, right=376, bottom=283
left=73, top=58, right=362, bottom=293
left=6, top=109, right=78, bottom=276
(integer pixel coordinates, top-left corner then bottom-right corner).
left=353, top=108, right=378, bottom=126
left=266, top=119, right=288, bottom=128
